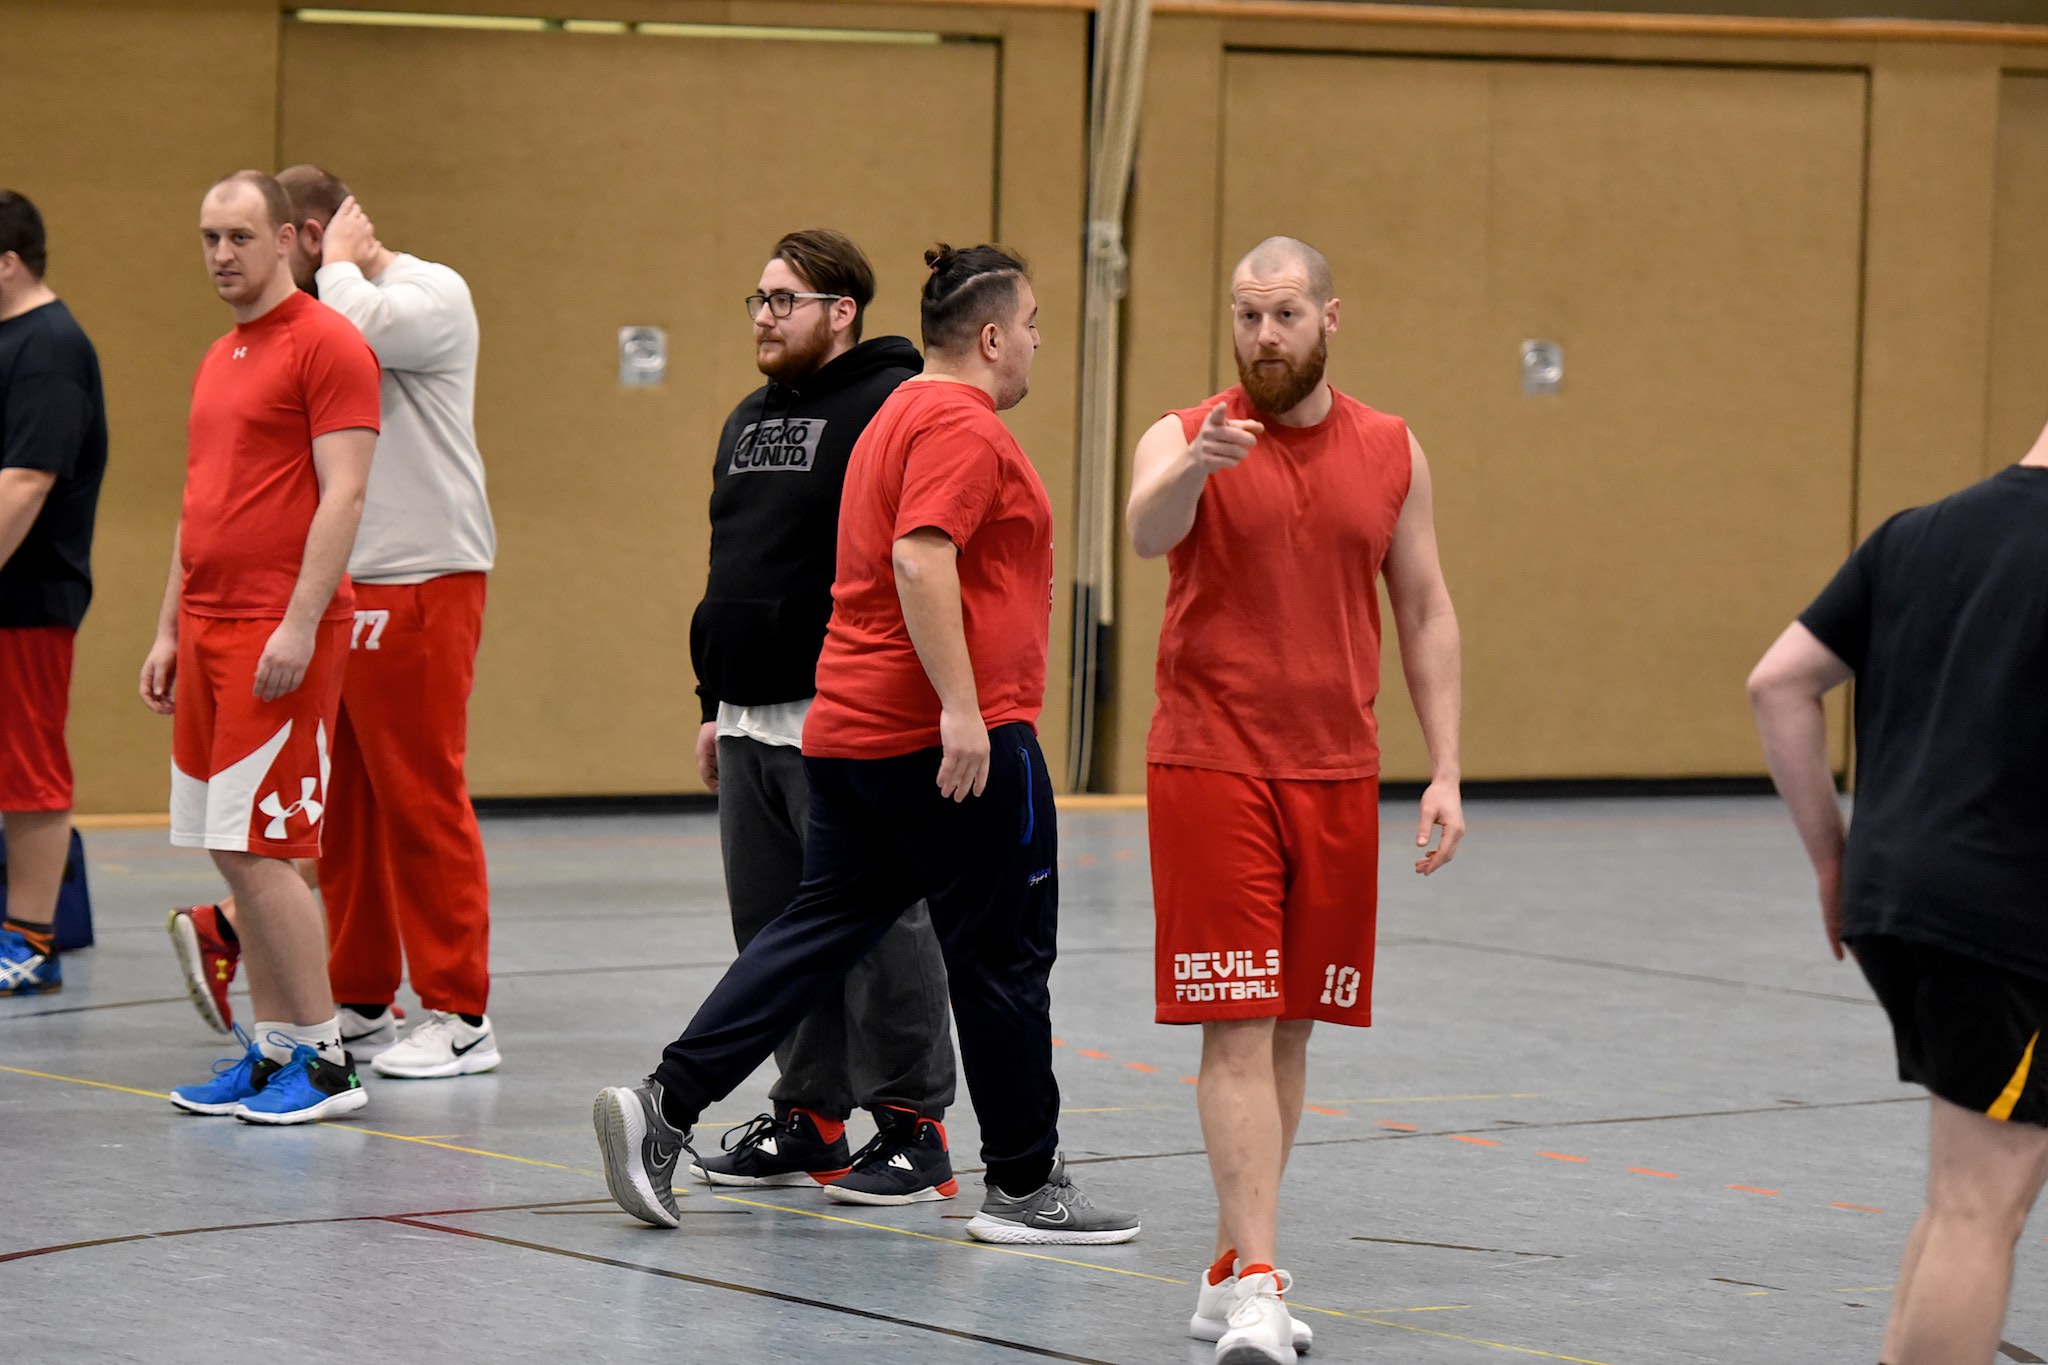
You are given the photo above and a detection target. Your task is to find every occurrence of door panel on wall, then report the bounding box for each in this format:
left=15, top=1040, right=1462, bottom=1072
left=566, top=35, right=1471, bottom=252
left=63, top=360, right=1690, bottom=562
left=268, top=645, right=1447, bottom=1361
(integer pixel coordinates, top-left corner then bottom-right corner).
left=1220, top=54, right=1864, bottom=779
left=282, top=22, right=996, bottom=795
left=1988, top=75, right=2048, bottom=473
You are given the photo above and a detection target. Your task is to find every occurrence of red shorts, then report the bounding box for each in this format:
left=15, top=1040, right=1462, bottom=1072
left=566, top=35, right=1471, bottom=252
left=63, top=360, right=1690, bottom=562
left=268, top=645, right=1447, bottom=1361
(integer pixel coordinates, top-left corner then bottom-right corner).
left=170, top=613, right=349, bottom=858
left=1148, top=763, right=1380, bottom=1026
left=0, top=626, right=76, bottom=811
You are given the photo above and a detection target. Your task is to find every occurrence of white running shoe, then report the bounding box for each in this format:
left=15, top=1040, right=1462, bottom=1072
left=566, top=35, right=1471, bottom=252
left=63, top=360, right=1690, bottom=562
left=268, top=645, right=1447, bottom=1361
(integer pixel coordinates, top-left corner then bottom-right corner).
left=1193, top=1264, right=1312, bottom=1352
left=370, top=1010, right=501, bottom=1079
left=337, top=1005, right=398, bottom=1059
left=1216, top=1270, right=1299, bottom=1365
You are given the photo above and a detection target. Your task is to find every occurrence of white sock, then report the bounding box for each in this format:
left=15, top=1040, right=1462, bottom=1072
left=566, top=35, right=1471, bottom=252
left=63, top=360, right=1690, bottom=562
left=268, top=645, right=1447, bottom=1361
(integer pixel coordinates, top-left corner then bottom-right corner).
left=255, top=1017, right=346, bottom=1067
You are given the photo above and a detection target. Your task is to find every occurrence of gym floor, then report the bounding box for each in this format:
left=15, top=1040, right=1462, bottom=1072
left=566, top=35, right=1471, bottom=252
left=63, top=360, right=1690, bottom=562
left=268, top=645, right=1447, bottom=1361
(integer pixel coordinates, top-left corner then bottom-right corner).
left=4, top=797, right=2040, bottom=1364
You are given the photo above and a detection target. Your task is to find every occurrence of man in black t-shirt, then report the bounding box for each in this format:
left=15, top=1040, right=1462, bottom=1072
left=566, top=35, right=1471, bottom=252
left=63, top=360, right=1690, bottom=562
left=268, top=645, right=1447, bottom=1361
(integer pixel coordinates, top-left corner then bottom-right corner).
left=0, top=190, right=108, bottom=997
left=1749, top=428, right=2048, bottom=1365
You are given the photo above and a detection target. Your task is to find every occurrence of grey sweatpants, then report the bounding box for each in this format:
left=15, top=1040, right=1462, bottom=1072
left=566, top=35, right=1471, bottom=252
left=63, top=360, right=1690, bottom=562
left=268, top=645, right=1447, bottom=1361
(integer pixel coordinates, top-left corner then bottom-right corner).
left=716, top=735, right=957, bottom=1119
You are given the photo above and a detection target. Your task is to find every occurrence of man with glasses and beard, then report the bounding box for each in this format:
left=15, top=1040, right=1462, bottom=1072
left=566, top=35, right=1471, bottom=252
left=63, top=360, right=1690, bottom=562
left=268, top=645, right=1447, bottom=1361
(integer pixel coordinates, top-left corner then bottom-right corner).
left=1127, top=236, right=1465, bottom=1365
left=685, top=230, right=958, bottom=1204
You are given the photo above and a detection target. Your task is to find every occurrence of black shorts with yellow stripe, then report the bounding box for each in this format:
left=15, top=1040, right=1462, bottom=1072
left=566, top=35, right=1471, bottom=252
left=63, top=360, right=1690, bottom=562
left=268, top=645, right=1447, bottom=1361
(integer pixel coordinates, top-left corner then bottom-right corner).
left=1852, top=933, right=2048, bottom=1127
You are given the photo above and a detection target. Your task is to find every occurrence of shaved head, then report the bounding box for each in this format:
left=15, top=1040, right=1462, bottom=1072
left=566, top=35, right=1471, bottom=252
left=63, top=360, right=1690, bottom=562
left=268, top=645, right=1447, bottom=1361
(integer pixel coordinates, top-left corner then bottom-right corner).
left=1232, top=235, right=1333, bottom=305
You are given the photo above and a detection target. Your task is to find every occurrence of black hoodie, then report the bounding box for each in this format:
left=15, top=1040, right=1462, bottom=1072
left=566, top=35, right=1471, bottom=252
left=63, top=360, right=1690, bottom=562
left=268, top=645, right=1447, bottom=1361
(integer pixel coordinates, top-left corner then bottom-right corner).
left=690, top=335, right=923, bottom=723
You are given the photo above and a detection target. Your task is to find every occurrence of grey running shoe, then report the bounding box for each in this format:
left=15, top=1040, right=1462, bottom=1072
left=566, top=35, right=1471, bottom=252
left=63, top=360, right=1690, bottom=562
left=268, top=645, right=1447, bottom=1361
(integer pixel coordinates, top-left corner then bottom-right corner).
left=594, top=1078, right=694, bottom=1228
left=965, top=1154, right=1141, bottom=1245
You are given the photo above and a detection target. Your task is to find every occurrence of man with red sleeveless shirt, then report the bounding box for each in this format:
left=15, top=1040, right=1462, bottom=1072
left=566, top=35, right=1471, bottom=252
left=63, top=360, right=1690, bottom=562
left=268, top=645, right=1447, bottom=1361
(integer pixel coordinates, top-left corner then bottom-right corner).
left=139, top=171, right=380, bottom=1126
left=1129, top=236, right=1464, bottom=1365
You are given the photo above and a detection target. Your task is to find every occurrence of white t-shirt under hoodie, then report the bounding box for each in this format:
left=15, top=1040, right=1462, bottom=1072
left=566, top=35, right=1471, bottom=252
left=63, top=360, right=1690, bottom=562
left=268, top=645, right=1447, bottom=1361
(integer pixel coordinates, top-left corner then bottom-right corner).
left=315, top=254, right=496, bottom=584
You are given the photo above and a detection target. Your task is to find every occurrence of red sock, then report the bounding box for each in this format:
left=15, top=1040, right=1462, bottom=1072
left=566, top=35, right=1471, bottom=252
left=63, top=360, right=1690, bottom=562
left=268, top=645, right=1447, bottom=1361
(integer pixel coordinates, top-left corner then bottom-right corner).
left=1207, top=1248, right=1238, bottom=1285
left=791, top=1106, right=846, bottom=1143
left=1240, top=1262, right=1276, bottom=1282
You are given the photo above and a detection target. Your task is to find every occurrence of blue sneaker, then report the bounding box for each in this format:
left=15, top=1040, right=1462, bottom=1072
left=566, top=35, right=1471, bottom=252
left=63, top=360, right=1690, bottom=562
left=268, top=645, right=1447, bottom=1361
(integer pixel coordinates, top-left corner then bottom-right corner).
left=233, top=1043, right=367, bottom=1125
left=0, top=928, right=59, bottom=996
left=170, top=1026, right=278, bottom=1115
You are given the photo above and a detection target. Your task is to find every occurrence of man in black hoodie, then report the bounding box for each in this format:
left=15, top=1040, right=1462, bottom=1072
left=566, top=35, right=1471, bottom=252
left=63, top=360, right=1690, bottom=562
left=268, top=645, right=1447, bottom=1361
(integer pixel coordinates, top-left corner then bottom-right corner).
left=686, top=230, right=957, bottom=1203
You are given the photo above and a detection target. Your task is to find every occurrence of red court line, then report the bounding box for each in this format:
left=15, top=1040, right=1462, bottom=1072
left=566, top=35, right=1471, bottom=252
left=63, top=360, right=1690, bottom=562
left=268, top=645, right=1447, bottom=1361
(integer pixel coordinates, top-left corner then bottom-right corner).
left=1305, top=1106, right=1346, bottom=1117
left=1051, top=1039, right=1065, bottom=1047
left=1179, top=1076, right=1199, bottom=1085
left=1378, top=1121, right=1418, bottom=1131
left=1834, top=1203, right=1884, bottom=1213
left=1077, top=1050, right=1110, bottom=1060
left=1630, top=1168, right=1680, bottom=1179
left=1728, top=1185, right=1781, bottom=1197
left=1124, top=1063, right=1158, bottom=1073
left=1450, top=1135, right=1500, bottom=1146
left=1538, top=1152, right=1587, bottom=1163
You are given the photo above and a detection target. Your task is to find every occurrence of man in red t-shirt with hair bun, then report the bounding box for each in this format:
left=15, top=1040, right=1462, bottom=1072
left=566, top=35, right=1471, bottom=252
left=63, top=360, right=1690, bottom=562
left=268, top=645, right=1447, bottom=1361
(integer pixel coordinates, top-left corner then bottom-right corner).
left=596, top=244, right=1140, bottom=1249
left=139, top=170, right=379, bottom=1127
left=1129, top=236, right=1466, bottom=1365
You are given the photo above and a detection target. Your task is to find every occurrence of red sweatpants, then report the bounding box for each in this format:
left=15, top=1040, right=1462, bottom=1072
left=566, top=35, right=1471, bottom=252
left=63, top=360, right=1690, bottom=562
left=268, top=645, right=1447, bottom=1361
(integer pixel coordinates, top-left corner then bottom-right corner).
left=320, top=573, right=491, bottom=1015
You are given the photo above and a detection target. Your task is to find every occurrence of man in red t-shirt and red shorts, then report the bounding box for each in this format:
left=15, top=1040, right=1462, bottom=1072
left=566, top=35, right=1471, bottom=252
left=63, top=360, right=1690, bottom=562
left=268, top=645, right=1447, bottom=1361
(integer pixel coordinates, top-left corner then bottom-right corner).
left=139, top=170, right=380, bottom=1126
left=1129, top=237, right=1466, bottom=1365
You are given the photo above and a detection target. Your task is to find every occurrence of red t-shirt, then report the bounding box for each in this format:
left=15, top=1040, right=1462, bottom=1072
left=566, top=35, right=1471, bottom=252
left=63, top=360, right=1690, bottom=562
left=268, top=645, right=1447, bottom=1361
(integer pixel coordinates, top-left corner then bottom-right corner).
left=1147, top=385, right=1413, bottom=779
left=179, top=290, right=380, bottom=622
left=803, top=380, right=1054, bottom=758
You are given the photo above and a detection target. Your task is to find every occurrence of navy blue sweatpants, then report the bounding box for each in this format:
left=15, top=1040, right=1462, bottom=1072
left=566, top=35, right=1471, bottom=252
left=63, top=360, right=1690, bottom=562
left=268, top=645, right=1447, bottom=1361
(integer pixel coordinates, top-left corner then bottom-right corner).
left=653, top=722, right=1060, bottom=1188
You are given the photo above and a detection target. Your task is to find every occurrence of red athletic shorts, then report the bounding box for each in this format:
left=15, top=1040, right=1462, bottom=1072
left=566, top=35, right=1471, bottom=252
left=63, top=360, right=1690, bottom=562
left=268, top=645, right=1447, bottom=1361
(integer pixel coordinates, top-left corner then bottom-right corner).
left=0, top=626, right=76, bottom=811
left=170, top=613, right=348, bottom=858
left=1148, top=763, right=1380, bottom=1026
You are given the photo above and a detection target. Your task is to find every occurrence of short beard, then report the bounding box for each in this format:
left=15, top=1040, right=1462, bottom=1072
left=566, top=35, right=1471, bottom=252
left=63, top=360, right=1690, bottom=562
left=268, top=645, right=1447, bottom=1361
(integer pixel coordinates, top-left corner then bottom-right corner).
left=756, top=313, right=834, bottom=384
left=1236, top=333, right=1327, bottom=417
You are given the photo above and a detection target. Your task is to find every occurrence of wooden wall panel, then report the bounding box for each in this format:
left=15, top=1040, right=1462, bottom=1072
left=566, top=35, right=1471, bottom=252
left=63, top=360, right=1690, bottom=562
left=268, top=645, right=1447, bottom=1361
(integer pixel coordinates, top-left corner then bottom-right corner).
left=280, top=22, right=1000, bottom=796
left=1986, top=74, right=2048, bottom=470
left=1117, top=53, right=1865, bottom=786
left=1857, top=59, right=2001, bottom=525
left=4, top=0, right=278, bottom=815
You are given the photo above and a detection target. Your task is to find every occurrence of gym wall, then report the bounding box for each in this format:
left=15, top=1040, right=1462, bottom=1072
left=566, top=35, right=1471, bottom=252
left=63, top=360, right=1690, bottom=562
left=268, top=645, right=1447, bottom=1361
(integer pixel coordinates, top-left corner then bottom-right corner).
left=8, top=0, right=1086, bottom=811
left=1107, top=5, right=2048, bottom=789
left=7, top=1, right=2046, bottom=809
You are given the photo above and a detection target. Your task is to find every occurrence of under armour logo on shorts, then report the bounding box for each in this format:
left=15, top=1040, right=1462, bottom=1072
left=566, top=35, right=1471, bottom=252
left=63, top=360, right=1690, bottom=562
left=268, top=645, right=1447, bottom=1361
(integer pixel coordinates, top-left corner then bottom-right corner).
left=258, top=778, right=324, bottom=839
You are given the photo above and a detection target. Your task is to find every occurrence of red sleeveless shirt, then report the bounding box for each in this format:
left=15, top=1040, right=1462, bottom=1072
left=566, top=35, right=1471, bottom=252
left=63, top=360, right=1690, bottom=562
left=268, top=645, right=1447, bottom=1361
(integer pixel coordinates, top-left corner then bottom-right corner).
left=1146, top=385, right=1412, bottom=780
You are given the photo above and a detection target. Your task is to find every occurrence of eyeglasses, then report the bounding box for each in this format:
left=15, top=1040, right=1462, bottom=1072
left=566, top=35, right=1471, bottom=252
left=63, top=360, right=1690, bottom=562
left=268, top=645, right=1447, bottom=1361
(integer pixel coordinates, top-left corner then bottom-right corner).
left=744, top=290, right=844, bottom=321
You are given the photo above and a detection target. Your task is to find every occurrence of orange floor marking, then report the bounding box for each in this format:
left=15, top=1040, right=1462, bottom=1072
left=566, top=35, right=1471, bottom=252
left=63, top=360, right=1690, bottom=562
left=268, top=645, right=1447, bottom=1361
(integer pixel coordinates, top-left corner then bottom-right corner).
left=1305, top=1106, right=1346, bottom=1117
left=1728, top=1185, right=1780, bottom=1197
left=1834, top=1203, right=1885, bottom=1213
left=1379, top=1121, right=1418, bottom=1131
left=1538, top=1152, right=1587, bottom=1163
left=1073, top=854, right=1100, bottom=866
left=1113, top=849, right=1135, bottom=860
left=1450, top=1135, right=1501, bottom=1146
left=1630, top=1168, right=1680, bottom=1179
left=1180, top=1076, right=1200, bottom=1085
left=1124, top=1062, right=1158, bottom=1073
left=1078, top=1049, right=1110, bottom=1060
left=1050, top=1038, right=1065, bottom=1047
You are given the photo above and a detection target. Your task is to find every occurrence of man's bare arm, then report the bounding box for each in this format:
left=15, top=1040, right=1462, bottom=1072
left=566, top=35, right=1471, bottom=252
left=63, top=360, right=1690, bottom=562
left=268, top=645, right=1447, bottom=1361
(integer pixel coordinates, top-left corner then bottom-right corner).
left=1747, top=622, right=1854, bottom=958
left=894, top=528, right=988, bottom=801
left=1382, top=432, right=1464, bottom=875
left=254, top=426, right=373, bottom=702
left=0, top=467, right=55, bottom=571
left=1126, top=406, right=1262, bottom=559
left=139, top=529, right=182, bottom=715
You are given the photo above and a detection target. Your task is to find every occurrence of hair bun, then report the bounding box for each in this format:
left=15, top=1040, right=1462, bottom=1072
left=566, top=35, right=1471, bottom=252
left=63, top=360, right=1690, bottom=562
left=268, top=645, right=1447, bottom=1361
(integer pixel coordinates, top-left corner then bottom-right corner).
left=925, top=244, right=956, bottom=274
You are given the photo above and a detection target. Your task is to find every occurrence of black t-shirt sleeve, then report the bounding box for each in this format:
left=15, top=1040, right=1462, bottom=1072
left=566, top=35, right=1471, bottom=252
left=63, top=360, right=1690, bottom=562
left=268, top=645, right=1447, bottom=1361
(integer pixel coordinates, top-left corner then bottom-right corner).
left=1, top=364, right=92, bottom=480
left=1799, top=522, right=1887, bottom=672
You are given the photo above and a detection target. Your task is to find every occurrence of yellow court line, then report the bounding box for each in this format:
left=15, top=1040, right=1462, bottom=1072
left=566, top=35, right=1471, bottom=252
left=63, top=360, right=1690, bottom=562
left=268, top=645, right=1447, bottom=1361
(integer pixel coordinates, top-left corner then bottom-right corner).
left=0, top=1064, right=597, bottom=1176
left=1310, top=1093, right=1543, bottom=1106
left=343, top=1126, right=598, bottom=1176
left=0, top=1063, right=173, bottom=1100
left=710, top=1194, right=1185, bottom=1284
left=8, top=1060, right=1616, bottom=1363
